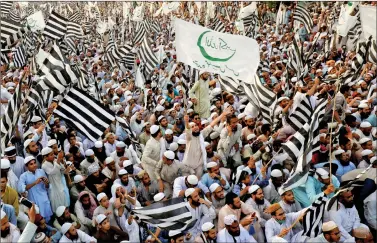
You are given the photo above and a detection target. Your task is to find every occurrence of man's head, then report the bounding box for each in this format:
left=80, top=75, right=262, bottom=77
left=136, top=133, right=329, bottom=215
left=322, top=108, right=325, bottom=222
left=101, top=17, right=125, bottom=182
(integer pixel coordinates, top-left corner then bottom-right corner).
left=62, top=223, right=78, bottom=240
left=24, top=139, right=39, bottom=155
left=168, top=230, right=184, bottom=243
left=353, top=226, right=374, bottom=243
left=0, top=174, right=7, bottom=192
left=210, top=183, right=225, bottom=200
left=281, top=190, right=295, bottom=205
left=339, top=190, right=354, bottom=208
left=249, top=185, right=265, bottom=205
left=139, top=171, right=151, bottom=186
left=185, top=188, right=200, bottom=207
left=202, top=222, right=217, bottom=241
left=96, top=214, right=111, bottom=232
left=115, top=142, right=126, bottom=157
left=206, top=162, right=220, bottom=175
left=97, top=193, right=110, bottom=209
left=271, top=169, right=284, bottom=188
left=118, top=170, right=129, bottom=186
left=269, top=203, right=286, bottom=223
left=225, top=192, right=241, bottom=209
left=105, top=157, right=116, bottom=171
left=163, top=151, right=175, bottom=165
left=79, top=193, right=91, bottom=209
left=25, top=156, right=38, bottom=173
left=227, top=115, right=239, bottom=132
left=0, top=210, right=10, bottom=238
left=322, top=221, right=341, bottom=243
left=224, top=214, right=241, bottom=237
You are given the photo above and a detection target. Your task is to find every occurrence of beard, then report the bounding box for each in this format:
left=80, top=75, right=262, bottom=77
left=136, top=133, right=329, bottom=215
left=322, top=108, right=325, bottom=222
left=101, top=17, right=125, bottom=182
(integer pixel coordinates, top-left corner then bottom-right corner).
left=9, top=159, right=16, bottom=164
left=249, top=168, right=257, bottom=175
left=192, top=199, right=201, bottom=207
left=77, top=184, right=86, bottom=190
left=207, top=151, right=214, bottom=158
left=68, top=233, right=79, bottom=240
left=342, top=200, right=354, bottom=208
left=82, top=203, right=91, bottom=210
left=232, top=203, right=241, bottom=209
left=166, top=138, right=173, bottom=144
left=30, top=150, right=39, bottom=156
left=87, top=158, right=94, bottom=163
left=1, top=227, right=10, bottom=238
left=121, top=180, right=129, bottom=186
left=255, top=198, right=265, bottom=205
left=248, top=125, right=255, bottom=130
left=192, top=131, right=200, bottom=137
left=135, top=119, right=142, bottom=124
left=363, top=131, right=371, bottom=136
left=339, top=159, right=350, bottom=166
left=229, top=229, right=240, bottom=237
left=360, top=112, right=370, bottom=120
left=116, top=151, right=124, bottom=157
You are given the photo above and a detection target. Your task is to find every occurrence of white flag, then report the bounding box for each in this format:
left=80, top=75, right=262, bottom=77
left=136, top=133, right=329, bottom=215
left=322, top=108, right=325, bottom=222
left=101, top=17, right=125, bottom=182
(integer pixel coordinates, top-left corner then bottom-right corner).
left=26, top=11, right=45, bottom=32
left=174, top=19, right=259, bottom=82
left=135, top=67, right=144, bottom=89
left=337, top=5, right=358, bottom=37
left=133, top=5, right=144, bottom=21
left=162, top=2, right=179, bottom=15
left=238, top=2, right=257, bottom=20
left=359, top=5, right=376, bottom=40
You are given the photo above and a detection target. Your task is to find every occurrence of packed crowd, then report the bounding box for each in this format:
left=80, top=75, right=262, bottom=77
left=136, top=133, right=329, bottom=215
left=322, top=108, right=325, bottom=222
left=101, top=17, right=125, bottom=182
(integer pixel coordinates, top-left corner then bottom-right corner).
left=1, top=1, right=377, bottom=243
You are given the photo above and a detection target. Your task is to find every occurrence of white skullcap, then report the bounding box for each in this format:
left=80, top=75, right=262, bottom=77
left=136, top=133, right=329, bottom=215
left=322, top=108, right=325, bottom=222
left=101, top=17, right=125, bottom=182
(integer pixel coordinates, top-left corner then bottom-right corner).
left=185, top=188, right=196, bottom=197
left=118, top=169, right=128, bottom=176
left=1, top=159, right=10, bottom=169
left=291, top=77, right=298, bottom=82
left=210, top=132, right=220, bottom=140
left=361, top=149, right=373, bottom=157
left=95, top=141, right=103, bottom=148
left=247, top=134, right=256, bottom=140
left=169, top=142, right=178, bottom=152
left=41, top=147, right=53, bottom=156
left=85, top=149, right=94, bottom=156
left=358, top=103, right=369, bottom=109
left=187, top=175, right=198, bottom=185
left=360, top=122, right=372, bottom=128
left=0, top=210, right=6, bottom=220
left=322, top=221, right=337, bottom=232
left=168, top=230, right=182, bottom=237
left=278, top=97, right=289, bottom=103
left=123, top=160, right=132, bottom=168
left=56, top=206, right=66, bottom=217
left=105, top=157, right=114, bottom=165
left=187, top=108, right=194, bottom=113
left=202, top=222, right=214, bottom=232
left=189, top=122, right=196, bottom=127
left=24, top=138, right=33, bottom=148
left=224, top=214, right=238, bottom=226
left=116, top=141, right=126, bottom=148
left=97, top=192, right=107, bottom=202
left=201, top=119, right=209, bottom=125
left=210, top=105, right=217, bottom=111
left=333, top=149, right=345, bottom=156
left=156, top=105, right=165, bottom=112
left=207, top=162, right=217, bottom=169
left=245, top=115, right=253, bottom=121
left=178, top=139, right=186, bottom=145
left=359, top=137, right=371, bottom=144
left=271, top=169, right=283, bottom=178
left=370, top=156, right=377, bottom=164
left=165, top=129, right=173, bottom=135
left=31, top=116, right=42, bottom=123
left=209, top=183, right=221, bottom=193
left=199, top=70, right=208, bottom=76
left=316, top=168, right=329, bottom=179
left=248, top=185, right=260, bottom=194
left=61, top=223, right=72, bottom=235
left=153, top=192, right=165, bottom=202
left=47, top=139, right=57, bottom=147
left=23, top=131, right=33, bottom=139
left=159, top=99, right=166, bottom=105
left=204, top=142, right=211, bottom=147
left=150, top=125, right=160, bottom=134
left=96, top=214, right=107, bottom=225
left=24, top=156, right=35, bottom=165
left=74, top=175, right=85, bottom=183
left=33, top=232, right=47, bottom=243
left=164, top=151, right=175, bottom=160
left=126, top=96, right=132, bottom=102
left=237, top=113, right=246, bottom=120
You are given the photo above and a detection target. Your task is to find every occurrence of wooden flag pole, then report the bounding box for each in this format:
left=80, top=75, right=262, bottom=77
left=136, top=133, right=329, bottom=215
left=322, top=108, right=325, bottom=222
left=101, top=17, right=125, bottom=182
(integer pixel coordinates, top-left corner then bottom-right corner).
left=287, top=209, right=308, bottom=231
left=251, top=147, right=283, bottom=185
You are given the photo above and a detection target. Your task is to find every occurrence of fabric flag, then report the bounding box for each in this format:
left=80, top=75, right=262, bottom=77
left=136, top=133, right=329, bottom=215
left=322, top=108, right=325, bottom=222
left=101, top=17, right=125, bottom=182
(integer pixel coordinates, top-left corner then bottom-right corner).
left=66, top=21, right=84, bottom=39
left=138, top=37, right=159, bottom=76
left=293, top=4, right=313, bottom=33
left=175, top=18, right=259, bottom=82
left=359, top=5, right=376, bottom=40
left=12, top=45, right=26, bottom=68
left=1, top=19, right=25, bottom=48
left=367, top=38, right=377, bottom=65
left=132, top=197, right=197, bottom=231
left=238, top=2, right=257, bottom=20
left=132, top=5, right=144, bottom=22
left=116, top=116, right=143, bottom=158
left=43, top=11, right=67, bottom=40
left=337, top=5, right=358, bottom=37
left=213, top=18, right=225, bottom=33
left=1, top=2, right=12, bottom=16
left=282, top=123, right=310, bottom=164
left=54, top=87, right=115, bottom=142
left=286, top=95, right=313, bottom=132
left=302, top=196, right=328, bottom=238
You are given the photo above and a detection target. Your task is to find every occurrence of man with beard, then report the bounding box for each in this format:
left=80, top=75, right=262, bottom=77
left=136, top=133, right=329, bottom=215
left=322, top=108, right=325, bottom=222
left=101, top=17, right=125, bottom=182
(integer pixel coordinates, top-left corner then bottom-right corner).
left=80, top=149, right=100, bottom=176
left=195, top=222, right=217, bottom=243
left=184, top=188, right=216, bottom=241
left=1, top=158, right=18, bottom=190
left=176, top=139, right=186, bottom=162
left=307, top=221, right=341, bottom=243
left=60, top=222, right=96, bottom=242
left=136, top=170, right=159, bottom=207
left=173, top=175, right=210, bottom=199
left=217, top=214, right=256, bottom=243
left=70, top=175, right=95, bottom=203
left=245, top=185, right=271, bottom=227
left=201, top=162, right=230, bottom=192
left=18, top=156, right=53, bottom=222
left=101, top=157, right=117, bottom=182
left=209, top=183, right=226, bottom=226
left=355, top=121, right=373, bottom=141
left=24, top=138, right=43, bottom=166
left=142, top=125, right=162, bottom=181
left=94, top=214, right=128, bottom=242
left=358, top=150, right=374, bottom=169
left=189, top=71, right=211, bottom=118
left=353, top=103, right=371, bottom=123
left=74, top=191, right=97, bottom=233
left=278, top=190, right=302, bottom=213
left=1, top=210, right=20, bottom=242
left=329, top=190, right=365, bottom=242
left=34, top=214, right=62, bottom=242
left=158, top=116, right=173, bottom=136
left=130, top=111, right=144, bottom=137
left=160, top=129, right=179, bottom=154
left=241, top=115, right=258, bottom=142
left=93, top=141, right=107, bottom=165
left=114, top=169, right=136, bottom=193
left=139, top=122, right=151, bottom=146
left=333, top=149, right=356, bottom=181
left=4, top=146, right=25, bottom=178
left=168, top=230, right=184, bottom=243
left=263, top=169, right=285, bottom=204
left=110, top=141, right=140, bottom=171
left=54, top=206, right=88, bottom=234
left=183, top=107, right=231, bottom=178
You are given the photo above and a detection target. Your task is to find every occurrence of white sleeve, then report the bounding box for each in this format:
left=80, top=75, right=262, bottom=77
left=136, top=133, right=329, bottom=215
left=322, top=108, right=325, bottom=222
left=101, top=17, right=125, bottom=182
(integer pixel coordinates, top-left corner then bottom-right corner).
left=17, top=222, right=37, bottom=243
left=78, top=229, right=97, bottom=242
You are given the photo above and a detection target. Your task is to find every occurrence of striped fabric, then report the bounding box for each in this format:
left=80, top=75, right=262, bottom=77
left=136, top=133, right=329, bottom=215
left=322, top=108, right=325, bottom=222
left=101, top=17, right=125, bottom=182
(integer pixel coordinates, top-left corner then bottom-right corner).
left=133, top=21, right=147, bottom=45
left=286, top=95, right=313, bottom=132
left=68, top=11, right=81, bottom=23
left=43, top=11, right=67, bottom=40
left=302, top=196, right=328, bottom=238
left=116, top=116, right=143, bottom=158
left=367, top=38, right=377, bottom=65
left=138, top=37, right=159, bottom=76
left=308, top=99, right=328, bottom=156
left=12, top=45, right=27, bottom=68
left=53, top=87, right=115, bottom=142
left=8, top=8, right=21, bottom=22
left=1, top=49, right=11, bottom=65
left=1, top=2, right=12, bottom=16
left=66, top=21, right=84, bottom=39
left=74, top=65, right=89, bottom=91
left=213, top=18, right=225, bottom=33
left=282, top=123, right=310, bottom=163
left=293, top=4, right=313, bottom=33
left=1, top=19, right=25, bottom=48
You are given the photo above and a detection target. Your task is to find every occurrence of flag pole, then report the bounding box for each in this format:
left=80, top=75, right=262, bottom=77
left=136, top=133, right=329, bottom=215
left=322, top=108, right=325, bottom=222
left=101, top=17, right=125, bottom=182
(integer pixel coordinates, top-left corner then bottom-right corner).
left=251, top=147, right=283, bottom=185
left=286, top=209, right=308, bottom=231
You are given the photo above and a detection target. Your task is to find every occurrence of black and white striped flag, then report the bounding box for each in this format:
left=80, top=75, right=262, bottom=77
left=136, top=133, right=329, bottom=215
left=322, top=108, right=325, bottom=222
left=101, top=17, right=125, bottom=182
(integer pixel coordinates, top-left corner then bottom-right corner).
left=293, top=4, right=313, bottom=33
left=8, top=8, right=21, bottom=23
left=213, top=18, right=225, bottom=33
left=132, top=197, right=197, bottom=231
left=138, top=37, right=159, bottom=76
left=74, top=66, right=89, bottom=91
left=43, top=11, right=67, bottom=40
left=66, top=21, right=84, bottom=39
left=1, top=49, right=11, bottom=65
left=53, top=87, right=115, bottom=142
left=1, top=2, right=12, bottom=16
left=302, top=196, right=328, bottom=238
left=367, top=38, right=377, bottom=64
left=282, top=123, right=310, bottom=163
left=286, top=95, right=313, bottom=132
left=68, top=11, right=82, bottom=23
left=133, top=21, right=147, bottom=45
left=1, top=19, right=25, bottom=48
left=12, top=45, right=27, bottom=68
left=116, top=116, right=142, bottom=158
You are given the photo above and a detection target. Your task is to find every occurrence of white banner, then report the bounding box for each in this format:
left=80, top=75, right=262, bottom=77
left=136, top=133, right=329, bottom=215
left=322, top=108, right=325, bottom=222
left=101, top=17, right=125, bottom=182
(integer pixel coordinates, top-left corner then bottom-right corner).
left=337, top=5, right=357, bottom=37
left=26, top=11, right=45, bottom=32
left=238, top=2, right=257, bottom=20
left=175, top=19, right=259, bottom=82
left=132, top=5, right=144, bottom=21
left=162, top=2, right=179, bottom=15
left=359, top=5, right=376, bottom=40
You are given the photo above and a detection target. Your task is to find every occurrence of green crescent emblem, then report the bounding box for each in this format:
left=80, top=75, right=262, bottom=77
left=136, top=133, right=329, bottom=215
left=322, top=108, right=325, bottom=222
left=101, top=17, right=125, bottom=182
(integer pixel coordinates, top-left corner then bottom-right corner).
left=197, top=31, right=236, bottom=62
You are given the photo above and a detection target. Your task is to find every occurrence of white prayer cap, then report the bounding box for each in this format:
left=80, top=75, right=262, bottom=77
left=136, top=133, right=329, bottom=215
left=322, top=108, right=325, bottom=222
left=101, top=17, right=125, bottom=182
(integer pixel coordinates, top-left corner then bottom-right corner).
left=278, top=97, right=289, bottom=103
left=207, top=162, right=217, bottom=169
left=209, top=183, right=221, bottom=193
left=113, top=95, right=120, bottom=101
left=97, top=192, right=107, bottom=202
left=153, top=192, right=165, bottom=202
left=0, top=210, right=5, bottom=220
left=247, top=134, right=256, bottom=140
left=95, top=141, right=103, bottom=148
left=210, top=105, right=217, bottom=111
left=105, top=157, right=114, bottom=165
left=360, top=122, right=372, bottom=128
left=316, top=168, right=329, bottom=179
left=156, top=105, right=165, bottom=112
left=333, top=149, right=345, bottom=156
left=185, top=188, right=196, bottom=197
left=159, top=99, right=166, bottom=105
left=41, top=147, right=53, bottom=156
left=74, top=175, right=85, bottom=184
left=291, top=77, right=298, bottom=82
left=164, top=151, right=175, bottom=160
left=201, top=119, right=209, bottom=125
left=150, top=125, right=160, bottom=134
left=56, top=206, right=66, bottom=217
left=23, top=131, right=33, bottom=139
left=0, top=159, right=10, bottom=169
left=199, top=70, right=208, bottom=76
left=237, top=114, right=245, bottom=120
left=31, top=116, right=42, bottom=123
left=316, top=69, right=323, bottom=73
left=359, top=137, right=371, bottom=144
left=358, top=103, right=369, bottom=109
left=24, top=138, right=33, bottom=148
left=85, top=149, right=94, bottom=156
left=96, top=214, right=107, bottom=225
left=271, top=169, right=283, bottom=178
left=61, top=223, right=73, bottom=235
left=178, top=139, right=186, bottom=145
left=158, top=115, right=165, bottom=122
left=370, top=156, right=377, bottom=164
left=212, top=88, right=222, bottom=96
left=24, top=156, right=35, bottom=165
left=123, top=160, right=132, bottom=168
left=270, top=236, right=288, bottom=243
left=124, top=90, right=132, bottom=96
left=126, top=96, right=133, bottom=102
left=361, top=149, right=373, bottom=157
left=116, top=141, right=126, bottom=148
left=87, top=164, right=100, bottom=175
left=245, top=115, right=254, bottom=120
left=248, top=185, right=260, bottom=194
left=169, top=142, right=178, bottom=152
left=168, top=230, right=182, bottom=237
left=187, top=108, right=194, bottom=113
left=4, top=146, right=16, bottom=156
left=224, top=214, right=238, bottom=226
left=118, top=169, right=128, bottom=176
left=189, top=122, right=196, bottom=127
left=165, top=129, right=173, bottom=135
left=202, top=222, right=214, bottom=232
left=204, top=142, right=211, bottom=148
left=210, top=132, right=220, bottom=140
left=187, top=175, right=198, bottom=185
left=47, top=139, right=57, bottom=147
left=322, top=221, right=337, bottom=232
left=33, top=232, right=47, bottom=243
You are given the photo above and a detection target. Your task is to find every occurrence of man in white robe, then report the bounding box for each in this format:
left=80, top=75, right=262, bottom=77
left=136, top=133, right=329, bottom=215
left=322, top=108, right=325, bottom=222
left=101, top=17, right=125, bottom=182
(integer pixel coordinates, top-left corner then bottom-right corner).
left=217, top=214, right=256, bottom=243
left=59, top=222, right=97, bottom=243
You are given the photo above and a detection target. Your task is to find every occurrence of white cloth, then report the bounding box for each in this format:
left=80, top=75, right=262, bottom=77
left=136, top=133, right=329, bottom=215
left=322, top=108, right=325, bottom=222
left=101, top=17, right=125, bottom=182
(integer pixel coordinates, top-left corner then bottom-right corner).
left=328, top=203, right=361, bottom=241
left=172, top=176, right=210, bottom=198
left=364, top=190, right=376, bottom=230
left=7, top=169, right=18, bottom=190
left=59, top=229, right=97, bottom=242
left=1, top=223, right=20, bottom=243
left=217, top=226, right=257, bottom=243
left=186, top=202, right=216, bottom=239
left=104, top=141, right=118, bottom=157
left=17, top=222, right=38, bottom=243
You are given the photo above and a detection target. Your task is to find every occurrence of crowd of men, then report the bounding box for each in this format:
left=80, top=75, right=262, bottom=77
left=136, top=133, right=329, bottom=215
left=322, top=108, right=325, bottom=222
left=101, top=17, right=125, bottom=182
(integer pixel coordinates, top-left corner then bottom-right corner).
left=1, top=1, right=377, bottom=243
